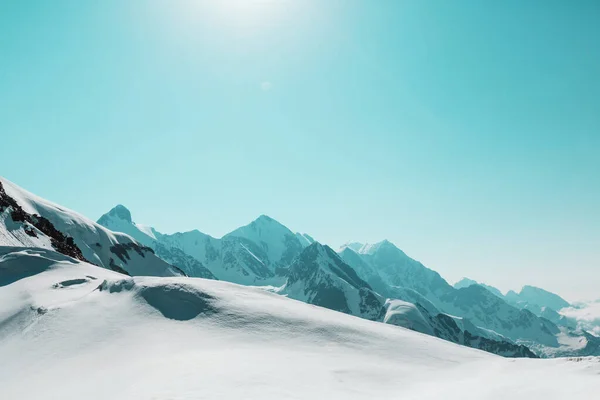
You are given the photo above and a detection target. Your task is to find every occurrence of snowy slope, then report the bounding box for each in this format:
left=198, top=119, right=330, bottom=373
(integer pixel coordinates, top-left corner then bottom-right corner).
left=383, top=300, right=536, bottom=358
left=339, top=240, right=587, bottom=353
left=124, top=214, right=308, bottom=285
left=357, top=240, right=455, bottom=305
left=97, top=206, right=215, bottom=279
left=225, top=214, right=304, bottom=269
left=339, top=241, right=365, bottom=253
left=338, top=246, right=390, bottom=296
left=158, top=229, right=274, bottom=284
left=506, top=285, right=571, bottom=314
left=453, top=279, right=576, bottom=330
left=283, top=243, right=534, bottom=357
left=97, top=205, right=156, bottom=246
left=279, top=242, right=385, bottom=321
left=295, top=232, right=315, bottom=247
left=454, top=277, right=505, bottom=299
left=440, top=284, right=560, bottom=346
left=0, top=178, right=182, bottom=277
left=1, top=246, right=599, bottom=400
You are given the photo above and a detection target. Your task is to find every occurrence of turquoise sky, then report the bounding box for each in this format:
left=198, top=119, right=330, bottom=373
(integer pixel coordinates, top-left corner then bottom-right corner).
left=1, top=1, right=598, bottom=300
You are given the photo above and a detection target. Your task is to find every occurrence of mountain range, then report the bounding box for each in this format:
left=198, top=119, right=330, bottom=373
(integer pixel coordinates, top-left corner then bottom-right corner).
left=1, top=176, right=598, bottom=358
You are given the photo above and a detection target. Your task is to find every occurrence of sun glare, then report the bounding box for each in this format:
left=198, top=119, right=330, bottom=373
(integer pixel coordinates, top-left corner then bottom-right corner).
left=211, top=0, right=289, bottom=27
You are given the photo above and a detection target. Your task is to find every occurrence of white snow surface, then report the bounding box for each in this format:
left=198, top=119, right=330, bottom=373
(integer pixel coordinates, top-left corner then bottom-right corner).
left=0, top=210, right=54, bottom=249
left=338, top=241, right=364, bottom=253
left=225, top=214, right=297, bottom=266
left=383, top=299, right=434, bottom=335
left=0, top=177, right=180, bottom=277
left=96, top=210, right=155, bottom=247
left=1, top=246, right=599, bottom=400
left=295, top=232, right=315, bottom=247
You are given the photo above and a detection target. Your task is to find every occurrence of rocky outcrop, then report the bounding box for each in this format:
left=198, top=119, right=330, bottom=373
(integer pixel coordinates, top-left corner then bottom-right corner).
left=281, top=243, right=386, bottom=321
left=0, top=181, right=86, bottom=262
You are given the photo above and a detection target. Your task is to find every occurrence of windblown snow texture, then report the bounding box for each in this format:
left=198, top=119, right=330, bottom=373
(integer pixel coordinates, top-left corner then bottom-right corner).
left=1, top=246, right=598, bottom=400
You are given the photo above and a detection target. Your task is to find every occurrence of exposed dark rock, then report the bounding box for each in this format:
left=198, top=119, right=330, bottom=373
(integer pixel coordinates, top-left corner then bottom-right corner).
left=405, top=303, right=538, bottom=358
left=285, top=242, right=385, bottom=321
left=152, top=243, right=211, bottom=279
left=110, top=242, right=153, bottom=264
left=24, top=225, right=37, bottom=237
left=109, top=258, right=131, bottom=276
left=463, top=330, right=538, bottom=358
left=0, top=181, right=87, bottom=262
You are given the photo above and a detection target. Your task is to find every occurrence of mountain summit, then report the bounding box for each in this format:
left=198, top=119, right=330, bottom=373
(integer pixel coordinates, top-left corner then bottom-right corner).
left=99, top=204, right=132, bottom=224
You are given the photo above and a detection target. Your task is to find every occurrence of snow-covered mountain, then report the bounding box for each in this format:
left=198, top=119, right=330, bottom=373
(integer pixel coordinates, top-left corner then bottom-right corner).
left=506, top=285, right=571, bottom=314
left=97, top=201, right=546, bottom=358
left=355, top=240, right=455, bottom=306
left=94, top=200, right=600, bottom=358
left=98, top=208, right=307, bottom=285
left=339, top=241, right=365, bottom=253
left=2, top=246, right=598, bottom=399
left=97, top=204, right=158, bottom=246
left=337, top=240, right=599, bottom=356
left=0, top=178, right=183, bottom=277
left=280, top=242, right=537, bottom=357
left=295, top=232, right=315, bottom=247
left=454, top=278, right=571, bottom=318
left=5, top=177, right=594, bottom=360
left=383, top=300, right=536, bottom=358
left=279, top=242, right=386, bottom=321
left=97, top=205, right=215, bottom=279
left=439, top=284, right=560, bottom=346
left=454, top=277, right=505, bottom=299
left=224, top=214, right=305, bottom=274
left=453, top=278, right=575, bottom=328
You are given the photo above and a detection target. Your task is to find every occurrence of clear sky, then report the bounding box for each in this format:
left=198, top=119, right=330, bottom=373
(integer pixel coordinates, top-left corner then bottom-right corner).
left=1, top=1, right=598, bottom=301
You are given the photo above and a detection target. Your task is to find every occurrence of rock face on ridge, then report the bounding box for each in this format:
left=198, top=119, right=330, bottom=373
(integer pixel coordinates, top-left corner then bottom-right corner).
left=1, top=177, right=184, bottom=278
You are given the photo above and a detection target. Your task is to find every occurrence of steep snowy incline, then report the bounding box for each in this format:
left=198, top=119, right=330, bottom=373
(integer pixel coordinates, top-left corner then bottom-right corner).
left=383, top=300, right=536, bottom=358
left=0, top=246, right=598, bottom=400
left=224, top=214, right=304, bottom=270
left=339, top=240, right=581, bottom=353
left=0, top=177, right=183, bottom=277
left=506, top=285, right=571, bottom=314
left=454, top=277, right=505, bottom=299
left=439, top=285, right=561, bottom=346
left=158, top=229, right=274, bottom=284
left=97, top=206, right=215, bottom=279
left=130, top=214, right=309, bottom=284
left=280, top=242, right=386, bottom=321
left=282, top=243, right=538, bottom=357
left=295, top=232, right=315, bottom=247
left=97, top=205, right=157, bottom=246
left=357, top=240, right=455, bottom=304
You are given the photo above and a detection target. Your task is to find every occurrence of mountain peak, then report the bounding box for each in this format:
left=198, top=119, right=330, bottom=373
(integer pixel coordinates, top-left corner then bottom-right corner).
left=295, top=232, right=315, bottom=247
left=358, top=239, right=401, bottom=255
left=454, top=278, right=478, bottom=289
left=291, top=241, right=372, bottom=291
left=338, top=242, right=364, bottom=253
left=255, top=214, right=275, bottom=223
left=102, top=204, right=132, bottom=223
left=227, top=214, right=291, bottom=238
left=304, top=241, right=326, bottom=252
left=301, top=241, right=340, bottom=260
